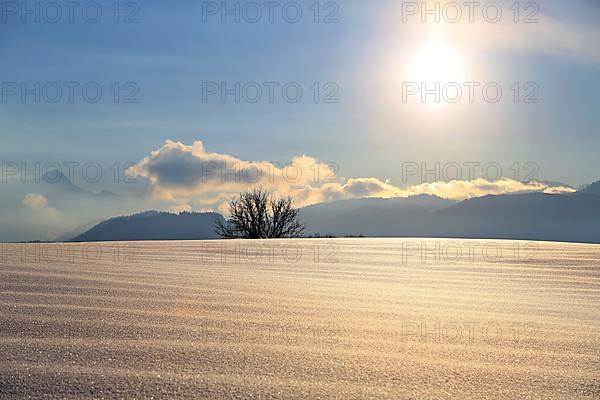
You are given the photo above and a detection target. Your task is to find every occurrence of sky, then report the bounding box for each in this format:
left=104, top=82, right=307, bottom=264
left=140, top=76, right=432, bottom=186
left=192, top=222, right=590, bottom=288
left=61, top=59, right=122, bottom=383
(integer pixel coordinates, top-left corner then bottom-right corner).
left=0, top=0, right=599, bottom=241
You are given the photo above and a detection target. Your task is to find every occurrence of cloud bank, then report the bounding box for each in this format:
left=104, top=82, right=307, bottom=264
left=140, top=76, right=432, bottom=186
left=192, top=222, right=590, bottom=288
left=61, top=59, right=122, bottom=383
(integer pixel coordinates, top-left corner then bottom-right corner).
left=135, top=140, right=574, bottom=212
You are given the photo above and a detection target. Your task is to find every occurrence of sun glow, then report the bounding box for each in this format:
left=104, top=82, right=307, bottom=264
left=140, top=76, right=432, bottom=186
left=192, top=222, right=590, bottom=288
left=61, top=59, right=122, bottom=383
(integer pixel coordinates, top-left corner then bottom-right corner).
left=407, top=39, right=466, bottom=87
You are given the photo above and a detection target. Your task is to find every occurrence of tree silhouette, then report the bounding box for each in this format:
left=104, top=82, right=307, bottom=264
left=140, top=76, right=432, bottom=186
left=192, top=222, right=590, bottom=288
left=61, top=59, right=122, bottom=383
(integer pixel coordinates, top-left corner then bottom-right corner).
left=215, top=188, right=305, bottom=239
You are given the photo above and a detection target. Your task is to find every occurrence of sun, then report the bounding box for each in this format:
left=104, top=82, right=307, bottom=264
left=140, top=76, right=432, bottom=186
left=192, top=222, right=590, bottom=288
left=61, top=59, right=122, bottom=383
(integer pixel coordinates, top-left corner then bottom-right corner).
left=407, top=39, right=465, bottom=86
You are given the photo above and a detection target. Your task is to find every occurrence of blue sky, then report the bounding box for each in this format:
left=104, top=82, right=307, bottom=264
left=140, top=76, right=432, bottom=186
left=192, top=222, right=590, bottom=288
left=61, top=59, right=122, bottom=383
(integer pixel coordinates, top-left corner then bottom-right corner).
left=1, top=0, right=599, bottom=240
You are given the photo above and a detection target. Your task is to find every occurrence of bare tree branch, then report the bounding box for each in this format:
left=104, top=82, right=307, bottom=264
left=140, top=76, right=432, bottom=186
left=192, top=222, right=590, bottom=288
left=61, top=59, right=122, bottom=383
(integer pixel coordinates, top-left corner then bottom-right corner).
left=215, top=188, right=305, bottom=239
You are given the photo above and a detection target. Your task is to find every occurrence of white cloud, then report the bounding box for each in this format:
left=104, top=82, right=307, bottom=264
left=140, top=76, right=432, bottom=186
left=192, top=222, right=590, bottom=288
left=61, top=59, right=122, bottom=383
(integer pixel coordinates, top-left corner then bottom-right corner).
left=408, top=178, right=575, bottom=200
left=22, top=193, right=48, bottom=209
left=135, top=140, right=575, bottom=211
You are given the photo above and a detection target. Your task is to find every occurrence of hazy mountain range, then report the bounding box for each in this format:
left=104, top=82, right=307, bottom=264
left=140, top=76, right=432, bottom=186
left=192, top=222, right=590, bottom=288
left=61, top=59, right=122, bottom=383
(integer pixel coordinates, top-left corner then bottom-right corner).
left=41, top=171, right=118, bottom=199
left=302, top=189, right=600, bottom=243
left=68, top=181, right=600, bottom=244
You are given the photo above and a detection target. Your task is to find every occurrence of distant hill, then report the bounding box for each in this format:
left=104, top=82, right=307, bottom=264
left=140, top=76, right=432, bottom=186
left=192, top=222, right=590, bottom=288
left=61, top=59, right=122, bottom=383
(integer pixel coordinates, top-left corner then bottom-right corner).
left=70, top=187, right=600, bottom=244
left=578, top=181, right=600, bottom=195
left=301, top=195, right=456, bottom=237
left=55, top=219, right=102, bottom=242
left=301, top=192, right=600, bottom=243
left=433, top=192, right=600, bottom=243
left=42, top=170, right=90, bottom=195
left=71, top=211, right=223, bottom=242
left=41, top=170, right=118, bottom=199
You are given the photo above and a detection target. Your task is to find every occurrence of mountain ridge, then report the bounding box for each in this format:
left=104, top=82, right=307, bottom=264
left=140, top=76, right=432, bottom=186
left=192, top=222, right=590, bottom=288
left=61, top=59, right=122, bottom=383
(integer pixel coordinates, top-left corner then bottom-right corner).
left=68, top=185, right=600, bottom=244
left=71, top=211, right=223, bottom=242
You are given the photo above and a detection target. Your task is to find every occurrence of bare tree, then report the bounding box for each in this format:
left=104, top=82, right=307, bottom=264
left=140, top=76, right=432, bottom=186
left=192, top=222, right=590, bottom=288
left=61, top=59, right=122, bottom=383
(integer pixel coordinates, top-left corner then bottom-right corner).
left=215, top=188, right=305, bottom=239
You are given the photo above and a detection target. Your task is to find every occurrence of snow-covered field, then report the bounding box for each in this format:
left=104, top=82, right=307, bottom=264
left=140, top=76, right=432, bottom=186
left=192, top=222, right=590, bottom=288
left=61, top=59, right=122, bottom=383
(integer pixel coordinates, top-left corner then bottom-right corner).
left=1, top=239, right=599, bottom=399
